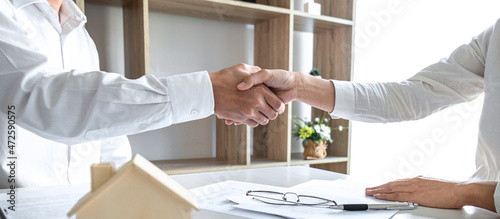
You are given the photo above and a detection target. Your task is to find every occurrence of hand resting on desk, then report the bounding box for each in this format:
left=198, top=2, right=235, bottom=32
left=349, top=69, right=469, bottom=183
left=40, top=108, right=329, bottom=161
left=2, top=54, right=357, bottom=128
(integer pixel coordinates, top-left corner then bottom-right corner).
left=365, top=176, right=497, bottom=212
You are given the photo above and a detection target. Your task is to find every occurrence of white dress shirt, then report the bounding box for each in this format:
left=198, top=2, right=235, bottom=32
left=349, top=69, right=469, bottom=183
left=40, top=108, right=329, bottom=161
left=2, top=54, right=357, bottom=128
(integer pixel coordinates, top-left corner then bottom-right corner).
left=0, top=0, right=214, bottom=188
left=332, top=18, right=500, bottom=213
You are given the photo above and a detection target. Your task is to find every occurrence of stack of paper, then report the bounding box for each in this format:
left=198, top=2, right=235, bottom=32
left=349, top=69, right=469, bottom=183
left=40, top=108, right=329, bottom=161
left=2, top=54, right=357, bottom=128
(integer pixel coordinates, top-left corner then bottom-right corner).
left=190, top=179, right=402, bottom=219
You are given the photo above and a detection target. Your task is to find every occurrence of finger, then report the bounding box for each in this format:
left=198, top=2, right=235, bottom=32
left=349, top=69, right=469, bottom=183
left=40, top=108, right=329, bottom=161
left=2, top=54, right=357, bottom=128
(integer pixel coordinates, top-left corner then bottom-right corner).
left=240, top=63, right=261, bottom=74
left=241, top=119, right=259, bottom=127
left=224, top=119, right=242, bottom=125
left=373, top=192, right=412, bottom=202
left=237, top=69, right=272, bottom=90
left=264, top=93, right=285, bottom=115
left=367, top=178, right=412, bottom=190
left=252, top=113, right=270, bottom=126
left=259, top=107, right=279, bottom=121
left=367, top=183, right=414, bottom=196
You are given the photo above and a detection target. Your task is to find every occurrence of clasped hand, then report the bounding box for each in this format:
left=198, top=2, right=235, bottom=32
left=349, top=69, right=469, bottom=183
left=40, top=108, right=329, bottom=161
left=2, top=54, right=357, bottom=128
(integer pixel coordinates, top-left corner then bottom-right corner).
left=210, top=63, right=286, bottom=127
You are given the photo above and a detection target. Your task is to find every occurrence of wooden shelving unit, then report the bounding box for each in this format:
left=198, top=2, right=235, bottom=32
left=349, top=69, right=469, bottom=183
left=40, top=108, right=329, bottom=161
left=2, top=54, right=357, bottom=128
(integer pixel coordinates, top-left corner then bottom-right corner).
left=81, top=0, right=354, bottom=175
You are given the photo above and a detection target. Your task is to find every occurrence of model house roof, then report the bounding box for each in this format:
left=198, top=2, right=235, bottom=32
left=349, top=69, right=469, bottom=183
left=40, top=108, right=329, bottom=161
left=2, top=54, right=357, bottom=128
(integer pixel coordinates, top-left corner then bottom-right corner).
left=68, top=154, right=199, bottom=216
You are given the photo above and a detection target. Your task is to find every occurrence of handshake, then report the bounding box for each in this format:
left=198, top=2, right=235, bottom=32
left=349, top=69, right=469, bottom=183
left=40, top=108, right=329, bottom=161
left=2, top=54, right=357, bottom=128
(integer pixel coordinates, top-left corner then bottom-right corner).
left=209, top=63, right=335, bottom=127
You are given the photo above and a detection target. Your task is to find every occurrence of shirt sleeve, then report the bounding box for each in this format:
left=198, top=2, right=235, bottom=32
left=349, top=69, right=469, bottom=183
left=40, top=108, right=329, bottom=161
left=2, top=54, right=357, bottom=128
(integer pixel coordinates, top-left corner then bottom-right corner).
left=494, top=182, right=500, bottom=214
left=330, top=22, right=492, bottom=122
left=0, top=7, right=214, bottom=145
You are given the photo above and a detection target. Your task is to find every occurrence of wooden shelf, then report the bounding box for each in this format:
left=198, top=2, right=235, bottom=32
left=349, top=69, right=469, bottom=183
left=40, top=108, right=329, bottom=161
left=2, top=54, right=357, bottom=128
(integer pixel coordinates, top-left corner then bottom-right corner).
left=149, top=0, right=291, bottom=24
left=87, top=0, right=290, bottom=24
left=152, top=157, right=287, bottom=175
left=84, top=0, right=354, bottom=176
left=151, top=153, right=348, bottom=175
left=294, top=11, right=352, bottom=32
left=152, top=158, right=246, bottom=175
left=290, top=153, right=348, bottom=165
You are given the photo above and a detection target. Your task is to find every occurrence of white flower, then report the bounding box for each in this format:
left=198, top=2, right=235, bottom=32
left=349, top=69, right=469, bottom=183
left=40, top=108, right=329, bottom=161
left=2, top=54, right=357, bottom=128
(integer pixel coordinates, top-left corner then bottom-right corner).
left=338, top=125, right=343, bottom=131
left=313, top=124, right=321, bottom=133
left=321, top=124, right=332, bottom=135
left=320, top=124, right=331, bottom=135
left=314, top=117, right=320, bottom=123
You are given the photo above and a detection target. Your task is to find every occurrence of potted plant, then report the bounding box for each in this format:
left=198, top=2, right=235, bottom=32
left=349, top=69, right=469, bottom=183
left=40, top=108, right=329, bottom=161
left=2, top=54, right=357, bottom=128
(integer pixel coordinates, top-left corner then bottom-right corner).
left=293, top=112, right=344, bottom=160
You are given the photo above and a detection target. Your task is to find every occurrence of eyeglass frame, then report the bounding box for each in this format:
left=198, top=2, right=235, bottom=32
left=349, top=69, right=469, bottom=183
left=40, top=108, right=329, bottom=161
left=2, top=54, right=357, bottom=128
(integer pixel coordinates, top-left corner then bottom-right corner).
left=246, top=190, right=338, bottom=206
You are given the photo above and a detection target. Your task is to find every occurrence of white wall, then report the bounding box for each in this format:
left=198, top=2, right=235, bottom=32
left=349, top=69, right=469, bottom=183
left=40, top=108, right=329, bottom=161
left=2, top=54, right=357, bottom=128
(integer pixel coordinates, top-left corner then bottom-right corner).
left=351, top=0, right=500, bottom=184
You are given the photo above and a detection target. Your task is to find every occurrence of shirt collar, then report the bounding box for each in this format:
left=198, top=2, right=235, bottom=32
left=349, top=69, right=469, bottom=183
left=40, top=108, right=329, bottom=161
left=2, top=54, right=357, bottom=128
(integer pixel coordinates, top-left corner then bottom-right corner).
left=11, top=0, right=86, bottom=23
left=11, top=0, right=46, bottom=9
left=60, top=0, right=87, bottom=32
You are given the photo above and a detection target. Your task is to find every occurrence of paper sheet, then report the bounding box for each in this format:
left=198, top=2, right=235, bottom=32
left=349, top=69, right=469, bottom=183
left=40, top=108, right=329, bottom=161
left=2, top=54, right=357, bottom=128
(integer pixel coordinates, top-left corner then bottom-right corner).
left=190, top=180, right=285, bottom=219
left=0, top=184, right=89, bottom=219
left=190, top=180, right=399, bottom=219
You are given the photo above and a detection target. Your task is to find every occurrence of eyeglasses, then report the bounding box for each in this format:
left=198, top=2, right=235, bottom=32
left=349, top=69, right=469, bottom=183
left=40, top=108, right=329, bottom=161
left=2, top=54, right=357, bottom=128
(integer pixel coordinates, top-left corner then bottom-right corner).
left=246, top=190, right=418, bottom=211
left=246, top=190, right=338, bottom=207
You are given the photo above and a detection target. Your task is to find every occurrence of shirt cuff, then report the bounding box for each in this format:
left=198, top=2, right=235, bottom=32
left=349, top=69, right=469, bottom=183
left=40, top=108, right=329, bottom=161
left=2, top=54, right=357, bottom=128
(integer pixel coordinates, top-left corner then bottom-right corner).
left=494, top=182, right=500, bottom=214
left=329, top=80, right=355, bottom=118
left=165, top=71, right=214, bottom=124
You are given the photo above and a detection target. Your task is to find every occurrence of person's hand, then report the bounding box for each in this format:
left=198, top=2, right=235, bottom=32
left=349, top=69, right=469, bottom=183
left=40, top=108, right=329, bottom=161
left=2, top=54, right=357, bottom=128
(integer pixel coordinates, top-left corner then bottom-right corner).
left=236, top=68, right=335, bottom=113
left=209, top=63, right=285, bottom=127
left=236, top=69, right=301, bottom=104
left=365, top=176, right=497, bottom=211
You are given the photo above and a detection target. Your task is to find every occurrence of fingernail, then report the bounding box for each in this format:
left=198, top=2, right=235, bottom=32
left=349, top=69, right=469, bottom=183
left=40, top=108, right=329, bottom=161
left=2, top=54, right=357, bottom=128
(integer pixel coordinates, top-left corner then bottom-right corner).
left=237, top=82, right=246, bottom=87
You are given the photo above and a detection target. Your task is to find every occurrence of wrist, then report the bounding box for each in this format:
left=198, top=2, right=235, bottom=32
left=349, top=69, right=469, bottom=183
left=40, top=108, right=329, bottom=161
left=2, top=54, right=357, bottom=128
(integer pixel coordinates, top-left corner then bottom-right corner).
left=294, top=71, right=306, bottom=101
left=463, top=181, right=497, bottom=212
left=296, top=73, right=335, bottom=112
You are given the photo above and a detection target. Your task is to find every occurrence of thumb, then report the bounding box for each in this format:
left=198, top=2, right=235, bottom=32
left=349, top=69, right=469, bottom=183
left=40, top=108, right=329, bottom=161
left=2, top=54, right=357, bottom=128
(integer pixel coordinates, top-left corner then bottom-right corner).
left=237, top=70, right=271, bottom=91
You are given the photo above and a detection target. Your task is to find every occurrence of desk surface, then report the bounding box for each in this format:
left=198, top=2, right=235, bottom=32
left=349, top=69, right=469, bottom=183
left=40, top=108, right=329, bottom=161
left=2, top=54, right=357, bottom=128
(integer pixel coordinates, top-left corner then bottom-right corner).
left=171, top=166, right=499, bottom=219
left=1, top=166, right=499, bottom=219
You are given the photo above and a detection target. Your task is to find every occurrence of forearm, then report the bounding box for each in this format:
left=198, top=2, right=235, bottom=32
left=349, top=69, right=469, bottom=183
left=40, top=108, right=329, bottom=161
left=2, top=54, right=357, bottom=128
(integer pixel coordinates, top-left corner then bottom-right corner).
left=296, top=73, right=335, bottom=113
left=464, top=181, right=497, bottom=212
left=3, top=70, right=213, bottom=144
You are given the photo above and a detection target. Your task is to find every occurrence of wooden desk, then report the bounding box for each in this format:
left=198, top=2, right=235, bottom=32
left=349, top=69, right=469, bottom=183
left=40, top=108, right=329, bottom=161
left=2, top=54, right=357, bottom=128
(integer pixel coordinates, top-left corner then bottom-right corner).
left=1, top=166, right=498, bottom=218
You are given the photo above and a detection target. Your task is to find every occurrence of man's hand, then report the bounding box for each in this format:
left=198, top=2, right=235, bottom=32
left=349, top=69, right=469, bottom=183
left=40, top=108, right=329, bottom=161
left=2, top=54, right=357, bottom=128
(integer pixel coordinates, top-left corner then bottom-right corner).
left=237, top=69, right=335, bottom=113
left=366, top=176, right=497, bottom=212
left=237, top=69, right=301, bottom=104
left=209, top=64, right=285, bottom=127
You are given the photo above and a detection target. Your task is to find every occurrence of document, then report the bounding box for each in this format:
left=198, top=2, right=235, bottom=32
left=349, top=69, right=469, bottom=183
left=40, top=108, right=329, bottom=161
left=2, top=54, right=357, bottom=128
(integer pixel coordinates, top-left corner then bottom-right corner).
left=190, top=179, right=400, bottom=219
left=0, top=184, right=89, bottom=219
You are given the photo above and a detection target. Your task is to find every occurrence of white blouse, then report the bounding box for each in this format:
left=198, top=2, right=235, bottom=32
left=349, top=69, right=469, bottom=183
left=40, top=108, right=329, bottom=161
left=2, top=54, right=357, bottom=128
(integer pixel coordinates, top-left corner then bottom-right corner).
left=332, top=18, right=500, bottom=213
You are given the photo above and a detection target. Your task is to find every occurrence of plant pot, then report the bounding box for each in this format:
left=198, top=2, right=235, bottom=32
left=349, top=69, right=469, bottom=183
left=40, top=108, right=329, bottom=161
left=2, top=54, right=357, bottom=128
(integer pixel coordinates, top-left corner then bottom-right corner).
left=302, top=139, right=328, bottom=160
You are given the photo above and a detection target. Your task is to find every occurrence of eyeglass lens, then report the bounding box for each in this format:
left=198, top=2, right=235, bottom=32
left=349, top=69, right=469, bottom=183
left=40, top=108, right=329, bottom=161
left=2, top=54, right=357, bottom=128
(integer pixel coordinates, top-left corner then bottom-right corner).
left=247, top=190, right=336, bottom=206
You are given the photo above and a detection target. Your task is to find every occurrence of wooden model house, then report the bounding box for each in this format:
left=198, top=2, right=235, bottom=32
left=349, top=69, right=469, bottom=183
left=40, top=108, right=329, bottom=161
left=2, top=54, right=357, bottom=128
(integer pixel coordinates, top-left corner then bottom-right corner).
left=68, top=154, right=199, bottom=219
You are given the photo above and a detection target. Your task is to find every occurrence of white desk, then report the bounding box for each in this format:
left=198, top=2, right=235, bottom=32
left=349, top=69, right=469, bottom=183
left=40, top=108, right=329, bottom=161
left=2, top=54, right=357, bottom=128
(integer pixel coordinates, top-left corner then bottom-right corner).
left=1, top=166, right=499, bottom=219
left=172, top=166, right=499, bottom=219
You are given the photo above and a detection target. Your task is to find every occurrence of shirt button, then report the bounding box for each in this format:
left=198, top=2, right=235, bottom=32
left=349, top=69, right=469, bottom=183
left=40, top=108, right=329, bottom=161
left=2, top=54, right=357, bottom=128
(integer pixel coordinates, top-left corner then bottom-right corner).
left=191, top=109, right=199, bottom=116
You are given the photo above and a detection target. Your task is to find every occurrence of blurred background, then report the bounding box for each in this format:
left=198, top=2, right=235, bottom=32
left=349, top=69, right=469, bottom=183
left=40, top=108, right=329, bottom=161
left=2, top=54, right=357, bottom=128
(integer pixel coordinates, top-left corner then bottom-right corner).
left=350, top=0, right=500, bottom=184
